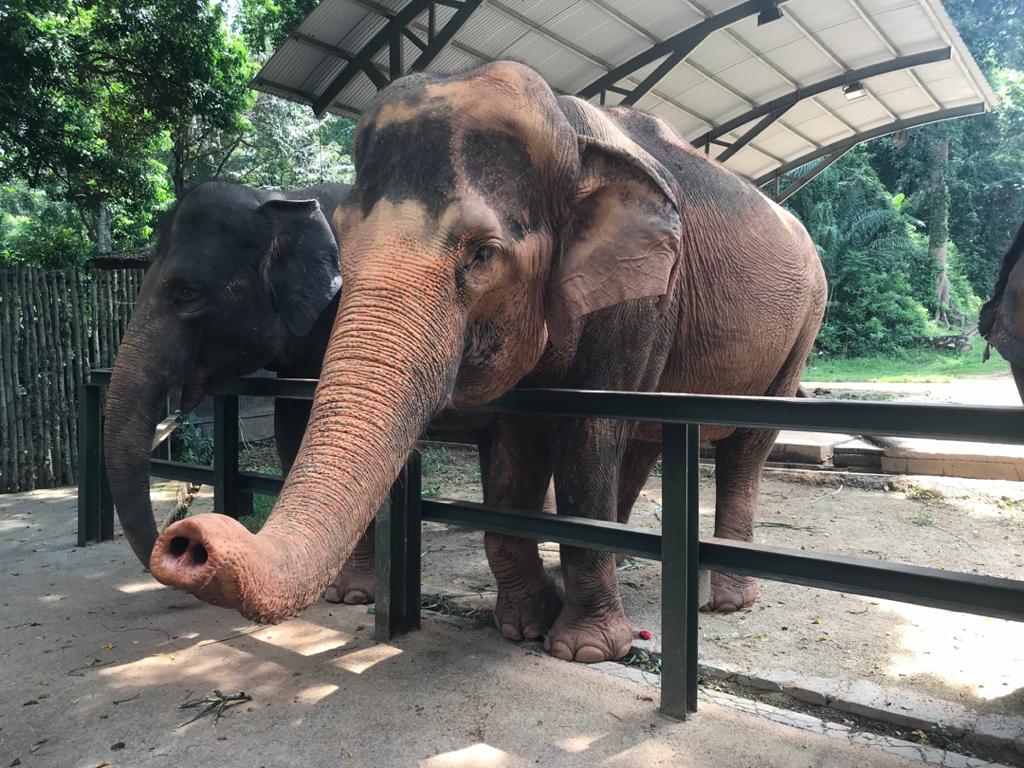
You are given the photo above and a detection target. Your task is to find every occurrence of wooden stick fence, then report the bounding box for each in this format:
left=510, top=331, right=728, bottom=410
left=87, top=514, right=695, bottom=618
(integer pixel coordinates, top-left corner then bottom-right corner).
left=0, top=265, right=143, bottom=493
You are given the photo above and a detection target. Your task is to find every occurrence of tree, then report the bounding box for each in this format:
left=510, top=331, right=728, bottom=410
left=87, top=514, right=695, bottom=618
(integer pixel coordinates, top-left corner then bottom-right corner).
left=88, top=0, right=257, bottom=196
left=0, top=1, right=170, bottom=254
left=788, top=151, right=934, bottom=355
left=0, top=0, right=256, bottom=260
left=239, top=0, right=320, bottom=55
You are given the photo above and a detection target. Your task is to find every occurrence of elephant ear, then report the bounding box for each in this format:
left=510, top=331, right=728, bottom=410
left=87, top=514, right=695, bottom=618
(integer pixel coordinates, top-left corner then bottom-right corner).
left=547, top=97, right=683, bottom=347
left=258, top=198, right=342, bottom=336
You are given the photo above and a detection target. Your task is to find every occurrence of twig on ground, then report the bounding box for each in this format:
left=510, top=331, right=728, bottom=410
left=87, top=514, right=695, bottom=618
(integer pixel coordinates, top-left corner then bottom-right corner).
left=177, top=690, right=253, bottom=727
left=67, top=659, right=117, bottom=676
left=810, top=484, right=844, bottom=504
left=113, top=693, right=140, bottom=705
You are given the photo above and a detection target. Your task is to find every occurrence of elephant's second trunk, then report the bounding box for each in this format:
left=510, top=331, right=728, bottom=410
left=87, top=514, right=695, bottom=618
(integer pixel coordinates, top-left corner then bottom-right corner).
left=104, top=315, right=191, bottom=566
left=149, top=274, right=462, bottom=622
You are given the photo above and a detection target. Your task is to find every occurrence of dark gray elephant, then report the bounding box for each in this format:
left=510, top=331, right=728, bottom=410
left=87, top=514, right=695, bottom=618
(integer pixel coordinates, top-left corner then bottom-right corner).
left=980, top=221, right=1024, bottom=401
left=102, top=181, right=383, bottom=601
left=149, top=62, right=826, bottom=663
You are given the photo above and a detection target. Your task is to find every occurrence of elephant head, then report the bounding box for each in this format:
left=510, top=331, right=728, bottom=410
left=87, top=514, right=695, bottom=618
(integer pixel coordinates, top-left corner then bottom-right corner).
left=104, top=181, right=345, bottom=567
left=979, top=221, right=1024, bottom=403
left=149, top=62, right=682, bottom=621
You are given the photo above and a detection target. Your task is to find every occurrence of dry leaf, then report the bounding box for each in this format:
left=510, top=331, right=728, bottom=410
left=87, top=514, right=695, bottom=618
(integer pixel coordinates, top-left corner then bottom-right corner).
left=94, top=762, right=112, bottom=768
left=102, top=643, right=114, bottom=650
left=811, top=618, right=822, bottom=625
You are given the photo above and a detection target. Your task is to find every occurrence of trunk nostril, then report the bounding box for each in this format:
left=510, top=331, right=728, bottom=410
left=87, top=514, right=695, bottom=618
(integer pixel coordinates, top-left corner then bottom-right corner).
left=169, top=536, right=190, bottom=558
left=190, top=542, right=209, bottom=566
left=167, top=536, right=209, bottom=568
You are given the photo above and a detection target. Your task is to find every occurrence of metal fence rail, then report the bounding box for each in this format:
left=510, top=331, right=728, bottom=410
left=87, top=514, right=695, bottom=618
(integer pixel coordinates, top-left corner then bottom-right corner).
left=78, top=369, right=1024, bottom=719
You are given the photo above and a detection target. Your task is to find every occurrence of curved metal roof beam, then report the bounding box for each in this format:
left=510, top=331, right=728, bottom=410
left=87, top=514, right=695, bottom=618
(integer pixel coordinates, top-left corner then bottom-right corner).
left=753, top=101, right=985, bottom=190
left=577, top=0, right=792, bottom=101
left=313, top=0, right=484, bottom=117
left=695, top=46, right=952, bottom=160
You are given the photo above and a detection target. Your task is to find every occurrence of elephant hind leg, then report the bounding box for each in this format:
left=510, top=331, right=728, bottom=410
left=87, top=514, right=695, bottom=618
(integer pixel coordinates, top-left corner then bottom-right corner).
left=704, top=336, right=812, bottom=613
left=703, top=426, right=777, bottom=612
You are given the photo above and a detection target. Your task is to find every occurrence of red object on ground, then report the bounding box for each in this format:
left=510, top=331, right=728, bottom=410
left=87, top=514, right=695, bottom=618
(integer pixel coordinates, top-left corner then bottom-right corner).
left=637, top=629, right=652, bottom=641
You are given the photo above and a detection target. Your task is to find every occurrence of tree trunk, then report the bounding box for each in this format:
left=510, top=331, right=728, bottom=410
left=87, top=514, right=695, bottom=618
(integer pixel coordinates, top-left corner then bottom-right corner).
left=95, top=204, right=113, bottom=255
left=929, top=137, right=952, bottom=325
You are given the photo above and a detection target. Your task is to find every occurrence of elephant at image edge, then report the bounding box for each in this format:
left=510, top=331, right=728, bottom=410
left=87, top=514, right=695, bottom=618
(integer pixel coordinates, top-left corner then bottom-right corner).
left=103, top=180, right=377, bottom=603
left=979, top=220, right=1024, bottom=402
left=149, top=61, right=827, bottom=664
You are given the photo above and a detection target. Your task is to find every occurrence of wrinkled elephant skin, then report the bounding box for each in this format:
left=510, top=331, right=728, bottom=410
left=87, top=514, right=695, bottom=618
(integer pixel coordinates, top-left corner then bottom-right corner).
left=150, top=63, right=827, bottom=664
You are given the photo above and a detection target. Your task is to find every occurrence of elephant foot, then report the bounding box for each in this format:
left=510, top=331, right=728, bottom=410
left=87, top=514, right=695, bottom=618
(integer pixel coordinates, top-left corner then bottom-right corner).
left=701, top=570, right=758, bottom=613
left=543, top=603, right=632, bottom=663
left=493, top=574, right=563, bottom=641
left=324, top=562, right=376, bottom=605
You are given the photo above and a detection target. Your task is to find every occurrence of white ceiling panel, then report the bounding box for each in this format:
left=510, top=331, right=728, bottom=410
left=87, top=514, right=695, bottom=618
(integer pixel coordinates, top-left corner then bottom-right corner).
left=254, top=0, right=995, bottom=186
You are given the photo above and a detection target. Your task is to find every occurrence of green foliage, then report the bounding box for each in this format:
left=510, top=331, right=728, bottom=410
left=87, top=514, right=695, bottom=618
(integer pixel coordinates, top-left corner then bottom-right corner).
left=239, top=0, right=320, bottom=55
left=0, top=182, right=93, bottom=267
left=789, top=151, right=934, bottom=356
left=803, top=343, right=1008, bottom=384
left=170, top=415, right=214, bottom=466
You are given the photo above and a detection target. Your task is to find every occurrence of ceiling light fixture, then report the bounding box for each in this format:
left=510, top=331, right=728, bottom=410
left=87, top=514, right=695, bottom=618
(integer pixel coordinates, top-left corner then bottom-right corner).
left=843, top=82, right=866, bottom=100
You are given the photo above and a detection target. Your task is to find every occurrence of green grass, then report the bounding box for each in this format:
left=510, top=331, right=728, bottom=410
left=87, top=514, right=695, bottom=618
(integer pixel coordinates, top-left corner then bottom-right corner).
left=802, top=343, right=1008, bottom=383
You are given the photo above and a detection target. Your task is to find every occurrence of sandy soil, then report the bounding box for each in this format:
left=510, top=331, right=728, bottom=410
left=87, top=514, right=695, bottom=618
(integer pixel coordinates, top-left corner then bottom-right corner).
left=418, top=445, right=1024, bottom=722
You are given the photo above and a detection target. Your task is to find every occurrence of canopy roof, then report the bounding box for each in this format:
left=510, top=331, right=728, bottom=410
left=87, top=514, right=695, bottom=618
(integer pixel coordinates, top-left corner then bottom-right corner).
left=253, top=0, right=995, bottom=200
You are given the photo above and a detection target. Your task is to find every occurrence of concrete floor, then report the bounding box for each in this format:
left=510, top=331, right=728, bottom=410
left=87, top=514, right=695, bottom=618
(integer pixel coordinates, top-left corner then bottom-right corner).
left=0, top=487, right=996, bottom=768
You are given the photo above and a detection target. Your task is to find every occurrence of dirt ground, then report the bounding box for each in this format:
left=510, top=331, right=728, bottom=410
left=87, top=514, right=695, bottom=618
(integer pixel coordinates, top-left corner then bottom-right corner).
left=417, top=444, right=1024, bottom=723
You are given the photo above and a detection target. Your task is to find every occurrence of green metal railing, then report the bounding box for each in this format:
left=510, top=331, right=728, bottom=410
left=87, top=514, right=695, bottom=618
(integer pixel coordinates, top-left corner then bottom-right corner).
left=78, top=369, right=1024, bottom=719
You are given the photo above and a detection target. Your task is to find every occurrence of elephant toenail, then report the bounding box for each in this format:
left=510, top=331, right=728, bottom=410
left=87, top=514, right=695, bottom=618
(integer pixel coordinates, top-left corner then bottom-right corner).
left=547, top=641, right=573, bottom=661
left=574, top=645, right=606, bottom=663
left=500, top=623, right=523, bottom=640
left=343, top=590, right=368, bottom=605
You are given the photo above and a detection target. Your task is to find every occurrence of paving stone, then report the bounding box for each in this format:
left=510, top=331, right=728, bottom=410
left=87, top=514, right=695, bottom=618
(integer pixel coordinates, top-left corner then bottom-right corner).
left=778, top=673, right=846, bottom=706
left=972, top=713, right=1024, bottom=747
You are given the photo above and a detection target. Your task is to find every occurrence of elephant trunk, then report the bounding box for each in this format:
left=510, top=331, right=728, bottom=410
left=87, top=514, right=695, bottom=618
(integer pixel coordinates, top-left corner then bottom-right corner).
left=149, top=269, right=462, bottom=622
left=104, top=310, right=194, bottom=567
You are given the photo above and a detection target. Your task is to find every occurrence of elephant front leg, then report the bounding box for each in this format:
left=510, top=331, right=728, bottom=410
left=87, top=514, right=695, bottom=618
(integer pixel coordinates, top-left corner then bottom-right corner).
left=482, top=418, right=563, bottom=641
left=544, top=420, right=632, bottom=663
left=324, top=522, right=376, bottom=604
left=703, top=428, right=778, bottom=613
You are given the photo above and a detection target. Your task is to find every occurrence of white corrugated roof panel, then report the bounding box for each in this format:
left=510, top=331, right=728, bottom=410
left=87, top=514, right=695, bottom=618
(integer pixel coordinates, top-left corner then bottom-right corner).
left=252, top=0, right=996, bottom=187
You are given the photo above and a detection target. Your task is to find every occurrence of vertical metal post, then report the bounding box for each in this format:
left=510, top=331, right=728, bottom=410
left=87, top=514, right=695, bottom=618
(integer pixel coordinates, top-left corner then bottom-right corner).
left=375, top=452, right=422, bottom=640
left=100, top=447, right=115, bottom=541
left=77, top=382, right=102, bottom=546
left=213, top=394, right=240, bottom=518
left=389, top=27, right=404, bottom=83
left=660, top=422, right=701, bottom=719
left=404, top=450, right=422, bottom=631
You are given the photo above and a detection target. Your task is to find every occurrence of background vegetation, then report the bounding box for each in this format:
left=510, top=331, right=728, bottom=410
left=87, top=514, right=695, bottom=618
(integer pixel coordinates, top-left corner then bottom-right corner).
left=1, top=0, right=1022, bottom=376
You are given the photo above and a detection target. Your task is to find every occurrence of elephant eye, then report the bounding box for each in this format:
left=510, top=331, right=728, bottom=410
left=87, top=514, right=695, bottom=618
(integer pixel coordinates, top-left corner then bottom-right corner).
left=472, top=243, right=499, bottom=264
left=174, top=285, right=205, bottom=311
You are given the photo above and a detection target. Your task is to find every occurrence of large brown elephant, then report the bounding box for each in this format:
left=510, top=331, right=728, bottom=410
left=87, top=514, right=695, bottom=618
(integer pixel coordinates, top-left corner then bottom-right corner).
left=979, top=221, right=1024, bottom=401
left=149, top=62, right=826, bottom=663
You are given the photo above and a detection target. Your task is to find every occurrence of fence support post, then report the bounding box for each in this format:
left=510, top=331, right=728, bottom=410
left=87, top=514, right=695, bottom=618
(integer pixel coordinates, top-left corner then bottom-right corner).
left=660, top=422, right=701, bottom=719
left=375, top=451, right=422, bottom=640
left=213, top=394, right=240, bottom=518
left=77, top=382, right=102, bottom=546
